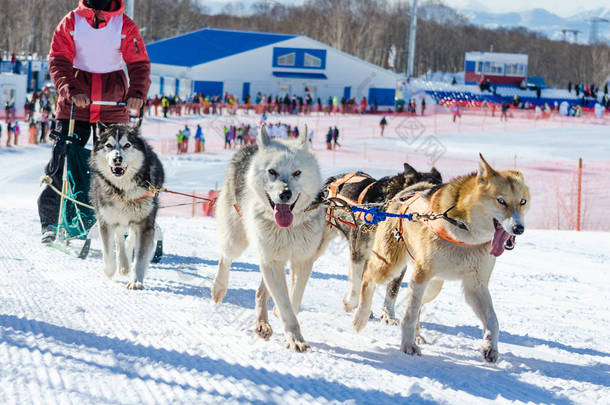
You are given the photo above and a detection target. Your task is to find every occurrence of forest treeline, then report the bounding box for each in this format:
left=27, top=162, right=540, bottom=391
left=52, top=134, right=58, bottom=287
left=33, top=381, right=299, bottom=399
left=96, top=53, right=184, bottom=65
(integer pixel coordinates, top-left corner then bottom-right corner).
left=1, top=0, right=608, bottom=87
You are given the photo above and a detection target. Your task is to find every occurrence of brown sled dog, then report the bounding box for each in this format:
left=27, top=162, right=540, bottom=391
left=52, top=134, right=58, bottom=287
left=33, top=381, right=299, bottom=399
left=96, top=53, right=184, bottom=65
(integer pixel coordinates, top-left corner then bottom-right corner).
left=316, top=164, right=442, bottom=322
left=352, top=155, right=530, bottom=363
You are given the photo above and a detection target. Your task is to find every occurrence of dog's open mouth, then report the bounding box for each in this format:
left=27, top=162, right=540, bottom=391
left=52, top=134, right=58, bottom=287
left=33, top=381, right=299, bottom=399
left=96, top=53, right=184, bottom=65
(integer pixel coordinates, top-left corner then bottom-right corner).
left=267, top=193, right=299, bottom=228
left=490, top=219, right=516, bottom=257
left=110, top=166, right=127, bottom=177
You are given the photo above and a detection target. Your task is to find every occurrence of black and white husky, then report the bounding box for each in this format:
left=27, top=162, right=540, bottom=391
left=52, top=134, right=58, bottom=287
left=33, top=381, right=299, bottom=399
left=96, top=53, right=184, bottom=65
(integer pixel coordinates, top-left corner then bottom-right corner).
left=212, top=126, right=325, bottom=352
left=89, top=123, right=164, bottom=290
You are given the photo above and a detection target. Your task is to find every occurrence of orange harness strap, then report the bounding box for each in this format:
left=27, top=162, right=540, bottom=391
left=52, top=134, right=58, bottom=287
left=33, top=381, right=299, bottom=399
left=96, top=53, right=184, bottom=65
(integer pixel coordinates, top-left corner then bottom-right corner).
left=325, top=172, right=374, bottom=227
left=233, top=203, right=243, bottom=217
left=327, top=172, right=373, bottom=199
left=425, top=192, right=481, bottom=247
left=357, top=181, right=376, bottom=204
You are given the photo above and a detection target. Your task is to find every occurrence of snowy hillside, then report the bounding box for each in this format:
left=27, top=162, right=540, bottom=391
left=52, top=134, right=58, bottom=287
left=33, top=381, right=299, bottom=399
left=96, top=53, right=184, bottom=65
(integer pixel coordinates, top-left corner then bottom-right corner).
left=1, top=116, right=609, bottom=404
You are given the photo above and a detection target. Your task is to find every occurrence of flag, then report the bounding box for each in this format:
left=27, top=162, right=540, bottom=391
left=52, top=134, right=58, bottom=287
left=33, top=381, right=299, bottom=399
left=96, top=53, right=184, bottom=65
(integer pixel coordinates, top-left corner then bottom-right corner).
left=388, top=44, right=396, bottom=69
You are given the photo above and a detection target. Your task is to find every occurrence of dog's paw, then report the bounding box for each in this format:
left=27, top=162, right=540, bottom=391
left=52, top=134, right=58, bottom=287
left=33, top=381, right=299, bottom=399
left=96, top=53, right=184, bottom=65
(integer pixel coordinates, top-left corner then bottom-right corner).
left=210, top=282, right=227, bottom=304
left=126, top=281, right=144, bottom=290
left=380, top=313, right=399, bottom=326
left=352, top=308, right=370, bottom=333
left=415, top=334, right=428, bottom=345
left=401, top=342, right=422, bottom=356
left=103, top=264, right=116, bottom=278
left=285, top=339, right=310, bottom=352
left=481, top=346, right=499, bottom=363
left=118, top=265, right=130, bottom=276
left=342, top=294, right=358, bottom=313
left=254, top=321, right=273, bottom=340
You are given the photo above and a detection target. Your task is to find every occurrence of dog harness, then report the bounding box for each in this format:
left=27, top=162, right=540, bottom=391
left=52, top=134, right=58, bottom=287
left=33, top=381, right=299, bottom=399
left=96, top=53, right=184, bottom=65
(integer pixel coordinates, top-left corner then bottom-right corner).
left=395, top=191, right=487, bottom=261
left=325, top=172, right=377, bottom=228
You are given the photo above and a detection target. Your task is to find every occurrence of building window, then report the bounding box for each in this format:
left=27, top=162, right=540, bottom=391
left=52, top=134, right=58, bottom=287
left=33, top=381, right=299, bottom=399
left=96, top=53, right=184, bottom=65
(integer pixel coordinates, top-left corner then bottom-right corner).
left=482, top=61, right=504, bottom=75
left=304, top=53, right=322, bottom=68
left=277, top=53, right=295, bottom=66
left=505, top=63, right=525, bottom=76
left=476, top=61, right=483, bottom=73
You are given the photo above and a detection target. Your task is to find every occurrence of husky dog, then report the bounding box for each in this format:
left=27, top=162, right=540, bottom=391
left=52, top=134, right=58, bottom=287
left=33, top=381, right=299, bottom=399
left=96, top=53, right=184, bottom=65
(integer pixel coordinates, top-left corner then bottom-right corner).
left=352, top=155, right=530, bottom=363
left=89, top=123, right=164, bottom=290
left=212, top=127, right=325, bottom=352
left=318, top=164, right=442, bottom=323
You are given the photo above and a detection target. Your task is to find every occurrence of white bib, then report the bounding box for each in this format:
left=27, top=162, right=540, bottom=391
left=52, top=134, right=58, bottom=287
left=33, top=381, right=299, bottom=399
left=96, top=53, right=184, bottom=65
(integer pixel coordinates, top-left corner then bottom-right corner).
left=73, top=13, right=124, bottom=74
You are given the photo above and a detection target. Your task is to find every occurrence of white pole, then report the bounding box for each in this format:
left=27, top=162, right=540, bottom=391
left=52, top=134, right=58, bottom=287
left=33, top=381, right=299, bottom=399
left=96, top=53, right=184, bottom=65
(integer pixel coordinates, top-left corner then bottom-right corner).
left=126, top=0, right=134, bottom=19
left=406, top=0, right=418, bottom=78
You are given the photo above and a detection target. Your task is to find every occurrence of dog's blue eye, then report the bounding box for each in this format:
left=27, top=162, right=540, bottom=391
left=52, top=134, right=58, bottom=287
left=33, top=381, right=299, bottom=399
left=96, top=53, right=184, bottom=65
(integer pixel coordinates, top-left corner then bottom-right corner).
left=293, top=170, right=301, bottom=177
left=105, top=143, right=113, bottom=149
left=123, top=143, right=131, bottom=149
left=520, top=199, right=527, bottom=205
left=497, top=198, right=506, bottom=205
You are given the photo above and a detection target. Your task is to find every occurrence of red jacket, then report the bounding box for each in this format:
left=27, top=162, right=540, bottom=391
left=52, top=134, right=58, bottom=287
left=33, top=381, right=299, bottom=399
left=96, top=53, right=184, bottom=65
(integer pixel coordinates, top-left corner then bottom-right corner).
left=49, top=0, right=150, bottom=123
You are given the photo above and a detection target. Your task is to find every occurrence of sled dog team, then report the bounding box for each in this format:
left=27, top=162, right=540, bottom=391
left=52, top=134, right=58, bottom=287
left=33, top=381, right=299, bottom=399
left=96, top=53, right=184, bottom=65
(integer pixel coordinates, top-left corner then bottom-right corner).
left=91, top=122, right=529, bottom=363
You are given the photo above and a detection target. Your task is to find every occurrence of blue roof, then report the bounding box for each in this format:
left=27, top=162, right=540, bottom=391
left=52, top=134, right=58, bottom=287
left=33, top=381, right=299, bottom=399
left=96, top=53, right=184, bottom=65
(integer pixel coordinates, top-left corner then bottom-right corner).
left=147, top=28, right=297, bottom=67
left=272, top=71, right=327, bottom=80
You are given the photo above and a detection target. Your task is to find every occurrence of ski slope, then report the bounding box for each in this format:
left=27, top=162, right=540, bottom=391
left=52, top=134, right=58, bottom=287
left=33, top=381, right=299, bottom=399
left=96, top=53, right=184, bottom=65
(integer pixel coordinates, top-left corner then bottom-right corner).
left=1, top=117, right=609, bottom=404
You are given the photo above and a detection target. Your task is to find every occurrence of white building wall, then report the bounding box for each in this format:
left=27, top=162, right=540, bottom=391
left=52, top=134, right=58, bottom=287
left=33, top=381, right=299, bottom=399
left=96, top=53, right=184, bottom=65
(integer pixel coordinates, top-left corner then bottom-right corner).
left=149, top=75, right=161, bottom=97
left=0, top=74, right=27, bottom=118
left=149, top=35, right=401, bottom=102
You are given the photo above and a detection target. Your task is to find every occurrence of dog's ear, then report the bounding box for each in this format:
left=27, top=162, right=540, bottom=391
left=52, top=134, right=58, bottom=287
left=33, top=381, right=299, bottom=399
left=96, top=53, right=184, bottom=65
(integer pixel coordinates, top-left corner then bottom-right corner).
left=477, top=153, right=496, bottom=183
left=259, top=125, right=271, bottom=148
left=97, top=121, right=108, bottom=135
left=95, top=122, right=109, bottom=147
left=430, top=167, right=442, bottom=182
left=403, top=163, right=417, bottom=177
left=130, top=122, right=142, bottom=136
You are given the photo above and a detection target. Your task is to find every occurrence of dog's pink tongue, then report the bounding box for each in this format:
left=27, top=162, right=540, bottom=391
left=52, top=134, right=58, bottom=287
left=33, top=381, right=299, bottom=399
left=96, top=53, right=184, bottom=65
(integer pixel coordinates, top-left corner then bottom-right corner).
left=490, top=226, right=510, bottom=257
left=274, top=203, right=293, bottom=228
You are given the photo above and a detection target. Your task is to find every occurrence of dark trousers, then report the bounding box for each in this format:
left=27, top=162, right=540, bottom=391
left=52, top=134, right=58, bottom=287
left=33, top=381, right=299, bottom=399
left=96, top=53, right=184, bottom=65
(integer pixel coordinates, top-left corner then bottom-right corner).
left=37, top=120, right=93, bottom=232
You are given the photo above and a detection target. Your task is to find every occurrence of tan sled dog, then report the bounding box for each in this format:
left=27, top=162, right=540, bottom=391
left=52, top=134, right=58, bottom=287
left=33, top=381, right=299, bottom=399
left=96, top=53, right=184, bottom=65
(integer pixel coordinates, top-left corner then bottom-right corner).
left=352, top=154, right=530, bottom=363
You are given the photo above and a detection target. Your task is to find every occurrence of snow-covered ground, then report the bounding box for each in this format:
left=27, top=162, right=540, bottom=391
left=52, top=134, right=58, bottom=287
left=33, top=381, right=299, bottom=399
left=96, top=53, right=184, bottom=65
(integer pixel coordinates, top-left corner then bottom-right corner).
left=1, top=115, right=609, bottom=404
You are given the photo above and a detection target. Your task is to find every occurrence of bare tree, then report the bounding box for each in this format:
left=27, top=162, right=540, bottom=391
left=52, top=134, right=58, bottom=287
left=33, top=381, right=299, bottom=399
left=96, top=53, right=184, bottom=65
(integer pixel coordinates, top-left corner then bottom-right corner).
left=1, top=0, right=608, bottom=87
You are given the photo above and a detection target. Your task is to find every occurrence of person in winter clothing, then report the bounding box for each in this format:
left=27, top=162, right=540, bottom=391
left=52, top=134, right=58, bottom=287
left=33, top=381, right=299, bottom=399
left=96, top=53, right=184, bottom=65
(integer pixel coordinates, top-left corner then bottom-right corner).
left=194, top=124, right=204, bottom=152
left=13, top=121, right=20, bottom=145
left=5, top=122, right=13, bottom=147
left=38, top=0, right=151, bottom=244
left=379, top=116, right=387, bottom=136
left=182, top=125, right=191, bottom=153
left=332, top=126, right=340, bottom=149
left=29, top=120, right=38, bottom=144
left=176, top=129, right=184, bottom=154
left=326, top=127, right=333, bottom=150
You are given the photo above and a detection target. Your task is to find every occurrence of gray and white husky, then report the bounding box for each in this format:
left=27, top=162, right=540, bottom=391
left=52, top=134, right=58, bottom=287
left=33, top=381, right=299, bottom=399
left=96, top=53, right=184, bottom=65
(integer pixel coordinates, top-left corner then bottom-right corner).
left=89, top=123, right=164, bottom=290
left=212, top=126, right=325, bottom=352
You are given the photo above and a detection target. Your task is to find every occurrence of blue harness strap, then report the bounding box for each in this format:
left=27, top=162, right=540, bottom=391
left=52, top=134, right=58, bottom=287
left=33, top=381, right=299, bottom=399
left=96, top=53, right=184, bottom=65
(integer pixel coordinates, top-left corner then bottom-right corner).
left=351, top=206, right=415, bottom=226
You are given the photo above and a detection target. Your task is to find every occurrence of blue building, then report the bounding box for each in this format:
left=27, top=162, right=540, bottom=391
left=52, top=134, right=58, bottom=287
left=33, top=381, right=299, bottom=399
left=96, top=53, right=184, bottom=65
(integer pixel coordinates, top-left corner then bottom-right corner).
left=146, top=28, right=401, bottom=106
